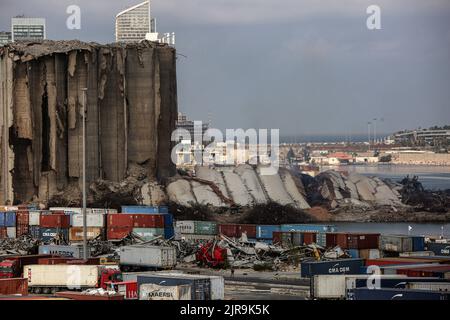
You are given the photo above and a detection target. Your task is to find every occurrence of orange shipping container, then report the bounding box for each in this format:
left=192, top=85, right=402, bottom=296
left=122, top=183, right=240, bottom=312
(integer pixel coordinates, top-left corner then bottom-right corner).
left=0, top=278, right=28, bottom=296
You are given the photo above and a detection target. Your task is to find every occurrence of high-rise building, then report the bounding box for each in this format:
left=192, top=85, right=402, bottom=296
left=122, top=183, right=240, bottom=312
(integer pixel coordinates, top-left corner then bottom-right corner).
left=11, top=17, right=46, bottom=42
left=0, top=32, right=11, bottom=45
left=116, top=1, right=155, bottom=42
left=116, top=1, right=174, bottom=45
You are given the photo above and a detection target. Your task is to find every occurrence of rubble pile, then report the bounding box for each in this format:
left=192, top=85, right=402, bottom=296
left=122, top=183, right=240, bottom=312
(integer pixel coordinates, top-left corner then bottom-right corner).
left=0, top=235, right=40, bottom=255
left=304, top=170, right=404, bottom=212
left=400, top=176, right=450, bottom=213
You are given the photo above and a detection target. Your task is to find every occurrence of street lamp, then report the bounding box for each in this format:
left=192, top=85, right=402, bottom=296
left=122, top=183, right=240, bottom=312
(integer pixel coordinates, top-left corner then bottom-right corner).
left=81, top=88, right=88, bottom=260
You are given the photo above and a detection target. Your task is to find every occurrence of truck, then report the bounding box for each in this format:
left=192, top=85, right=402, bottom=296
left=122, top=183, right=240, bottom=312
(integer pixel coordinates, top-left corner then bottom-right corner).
left=119, top=245, right=177, bottom=271
left=24, top=264, right=122, bottom=294
left=0, top=255, right=53, bottom=278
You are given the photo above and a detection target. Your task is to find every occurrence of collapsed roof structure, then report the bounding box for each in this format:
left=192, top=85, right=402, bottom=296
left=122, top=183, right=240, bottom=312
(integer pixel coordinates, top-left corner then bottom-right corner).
left=0, top=40, right=177, bottom=205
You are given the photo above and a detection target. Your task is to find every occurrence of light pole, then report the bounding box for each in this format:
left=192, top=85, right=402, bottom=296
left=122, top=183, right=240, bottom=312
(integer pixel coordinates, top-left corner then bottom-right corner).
left=367, top=121, right=372, bottom=151
left=81, top=88, right=88, bottom=260
left=373, top=118, right=377, bottom=146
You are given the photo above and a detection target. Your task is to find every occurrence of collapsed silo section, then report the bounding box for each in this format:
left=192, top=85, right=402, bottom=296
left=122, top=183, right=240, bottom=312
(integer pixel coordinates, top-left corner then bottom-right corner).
left=0, top=40, right=178, bottom=205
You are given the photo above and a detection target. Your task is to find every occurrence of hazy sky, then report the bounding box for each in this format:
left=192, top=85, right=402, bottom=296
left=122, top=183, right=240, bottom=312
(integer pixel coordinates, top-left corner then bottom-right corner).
left=1, top=0, right=449, bottom=136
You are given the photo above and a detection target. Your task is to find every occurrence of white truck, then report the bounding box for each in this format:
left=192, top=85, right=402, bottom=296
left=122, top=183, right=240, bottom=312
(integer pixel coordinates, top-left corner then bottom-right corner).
left=24, top=264, right=122, bottom=294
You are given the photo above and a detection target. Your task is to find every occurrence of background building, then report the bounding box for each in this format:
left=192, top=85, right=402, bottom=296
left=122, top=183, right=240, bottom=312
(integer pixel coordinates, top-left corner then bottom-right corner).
left=0, top=32, right=11, bottom=45
left=11, top=17, right=46, bottom=41
left=116, top=1, right=174, bottom=45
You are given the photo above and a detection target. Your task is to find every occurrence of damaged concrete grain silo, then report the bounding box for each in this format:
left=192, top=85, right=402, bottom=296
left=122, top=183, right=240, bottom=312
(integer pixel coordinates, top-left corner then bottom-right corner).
left=0, top=40, right=177, bottom=205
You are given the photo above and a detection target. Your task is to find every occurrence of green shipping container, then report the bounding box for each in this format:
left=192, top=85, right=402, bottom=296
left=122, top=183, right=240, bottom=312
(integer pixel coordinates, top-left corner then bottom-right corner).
left=132, top=228, right=164, bottom=241
left=194, top=221, right=218, bottom=235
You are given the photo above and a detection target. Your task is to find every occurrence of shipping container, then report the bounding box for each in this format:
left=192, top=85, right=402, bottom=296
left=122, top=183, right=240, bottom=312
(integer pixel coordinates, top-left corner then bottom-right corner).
left=273, top=231, right=303, bottom=247
left=350, top=277, right=446, bottom=292
left=71, top=214, right=105, bottom=228
left=28, top=211, right=40, bottom=226
left=108, top=214, right=132, bottom=227
left=0, top=227, right=7, bottom=239
left=326, top=233, right=380, bottom=250
left=39, top=214, right=70, bottom=228
left=132, top=214, right=164, bottom=228
left=256, top=225, right=280, bottom=239
left=69, top=227, right=103, bottom=241
left=396, top=265, right=450, bottom=278
left=426, top=242, right=450, bottom=256
left=16, top=211, right=29, bottom=225
left=163, top=214, right=174, bottom=227
left=399, top=251, right=435, bottom=257
left=6, top=227, right=16, bottom=238
left=347, top=249, right=359, bottom=258
left=281, top=224, right=336, bottom=233
left=358, top=249, right=381, bottom=260
left=302, top=232, right=317, bottom=245
left=156, top=272, right=224, bottom=300
left=107, top=226, right=132, bottom=240
left=380, top=235, right=413, bottom=253
left=350, top=287, right=450, bottom=300
left=316, top=232, right=327, bottom=247
left=29, top=226, right=40, bottom=239
left=379, top=263, right=442, bottom=276
left=39, top=244, right=89, bottom=258
left=175, top=221, right=195, bottom=234
left=119, top=245, right=177, bottom=269
left=406, top=282, right=450, bottom=292
left=164, top=227, right=175, bottom=239
left=177, top=234, right=216, bottom=242
left=4, top=212, right=16, bottom=227
left=136, top=275, right=211, bottom=300
left=218, top=224, right=257, bottom=239
left=139, top=283, right=191, bottom=300
left=121, top=206, right=169, bottom=214
left=194, top=221, right=217, bottom=235
left=24, top=264, right=120, bottom=290
left=38, top=228, right=69, bottom=242
left=301, top=258, right=365, bottom=278
left=365, top=257, right=443, bottom=267
left=411, top=236, right=425, bottom=251
left=0, top=278, right=28, bottom=296
left=132, top=228, right=164, bottom=241
left=310, top=274, right=408, bottom=299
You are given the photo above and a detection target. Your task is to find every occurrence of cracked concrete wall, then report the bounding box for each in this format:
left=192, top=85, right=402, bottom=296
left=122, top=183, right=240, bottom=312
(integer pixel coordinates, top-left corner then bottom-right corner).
left=0, top=40, right=177, bottom=205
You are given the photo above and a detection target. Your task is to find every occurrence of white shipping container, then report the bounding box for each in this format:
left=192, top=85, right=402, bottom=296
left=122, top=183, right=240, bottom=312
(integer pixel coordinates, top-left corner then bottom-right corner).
left=399, top=251, right=435, bottom=257
left=179, top=234, right=216, bottom=242
left=312, top=274, right=408, bottom=299
left=71, top=213, right=105, bottom=227
left=29, top=211, right=41, bottom=226
left=157, top=272, right=225, bottom=300
left=139, top=283, right=191, bottom=300
left=175, top=221, right=195, bottom=234
left=406, top=282, right=450, bottom=291
left=6, top=227, right=16, bottom=238
left=119, top=245, right=177, bottom=268
left=24, top=265, right=119, bottom=288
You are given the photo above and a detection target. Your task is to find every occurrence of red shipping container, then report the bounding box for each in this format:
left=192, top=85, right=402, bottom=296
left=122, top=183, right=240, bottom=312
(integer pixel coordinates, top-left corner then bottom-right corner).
left=17, top=211, right=29, bottom=225
left=38, top=257, right=75, bottom=265
left=16, top=224, right=29, bottom=237
left=39, top=214, right=71, bottom=228
left=0, top=227, right=7, bottom=239
left=327, top=233, right=380, bottom=249
left=219, top=224, right=256, bottom=238
left=107, top=226, right=133, bottom=240
left=302, top=232, right=317, bottom=245
left=132, top=214, right=164, bottom=228
left=272, top=231, right=282, bottom=244
left=396, top=265, right=450, bottom=277
left=108, top=214, right=133, bottom=227
left=326, top=233, right=338, bottom=247
left=0, top=278, right=28, bottom=296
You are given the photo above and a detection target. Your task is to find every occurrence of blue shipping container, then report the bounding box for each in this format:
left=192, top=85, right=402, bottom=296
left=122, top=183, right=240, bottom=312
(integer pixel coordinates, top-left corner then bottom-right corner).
left=301, top=258, right=365, bottom=278
left=30, top=226, right=40, bottom=239
left=280, top=224, right=336, bottom=233
left=121, top=206, right=169, bottom=214
left=163, top=214, right=174, bottom=227
left=0, top=213, right=4, bottom=227
left=256, top=225, right=280, bottom=239
left=5, top=212, right=16, bottom=227
left=350, top=287, right=450, bottom=300
left=411, top=236, right=425, bottom=252
left=347, top=249, right=360, bottom=258
left=164, top=227, right=175, bottom=239
left=426, top=243, right=450, bottom=256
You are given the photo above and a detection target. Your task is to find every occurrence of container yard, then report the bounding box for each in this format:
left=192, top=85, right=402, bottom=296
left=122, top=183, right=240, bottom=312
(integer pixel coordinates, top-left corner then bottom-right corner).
left=0, top=204, right=449, bottom=300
